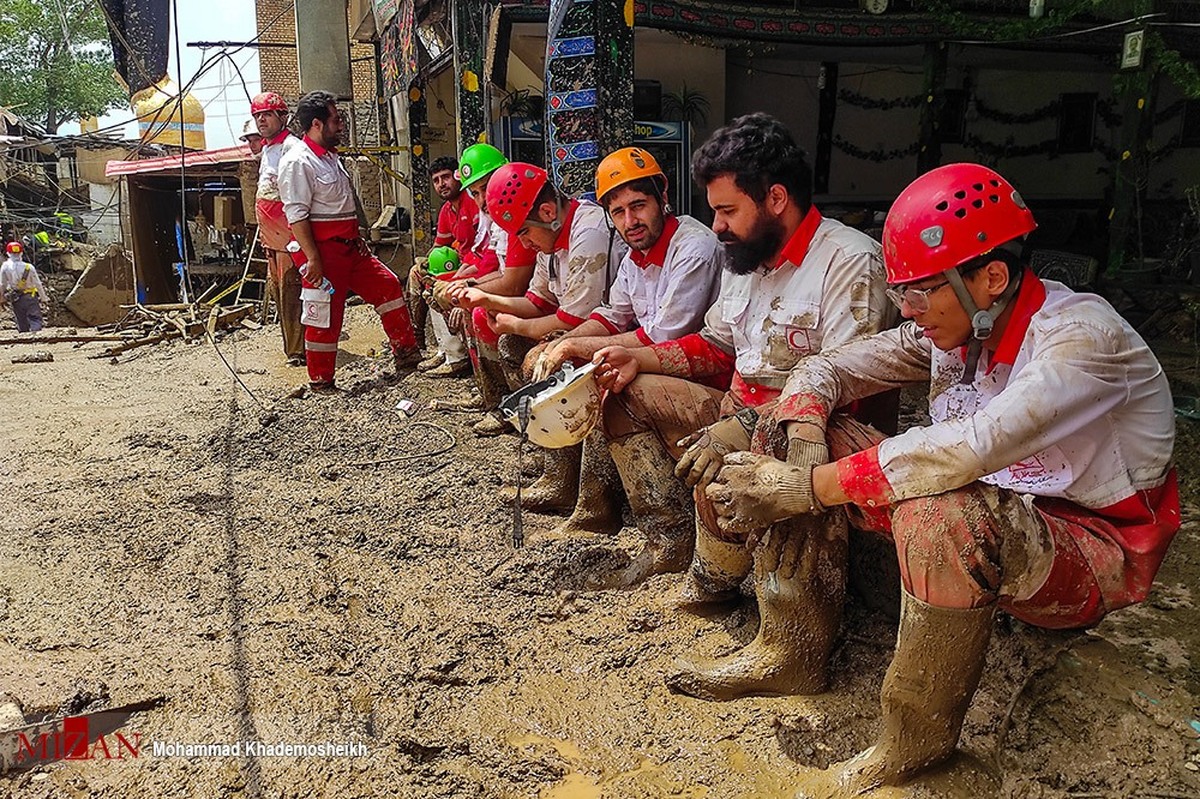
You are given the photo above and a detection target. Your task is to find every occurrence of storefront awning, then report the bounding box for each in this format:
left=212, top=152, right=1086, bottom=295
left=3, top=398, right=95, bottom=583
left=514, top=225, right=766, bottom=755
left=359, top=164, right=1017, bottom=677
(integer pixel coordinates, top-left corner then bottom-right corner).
left=105, top=143, right=254, bottom=178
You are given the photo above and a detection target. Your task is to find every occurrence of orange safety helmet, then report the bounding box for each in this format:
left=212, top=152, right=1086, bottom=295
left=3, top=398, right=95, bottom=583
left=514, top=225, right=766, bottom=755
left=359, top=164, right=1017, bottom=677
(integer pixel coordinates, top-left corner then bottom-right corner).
left=882, top=163, right=1036, bottom=285
left=487, top=163, right=550, bottom=236
left=595, top=147, right=666, bottom=203
left=5, top=241, right=21, bottom=254
left=250, top=92, right=288, bottom=115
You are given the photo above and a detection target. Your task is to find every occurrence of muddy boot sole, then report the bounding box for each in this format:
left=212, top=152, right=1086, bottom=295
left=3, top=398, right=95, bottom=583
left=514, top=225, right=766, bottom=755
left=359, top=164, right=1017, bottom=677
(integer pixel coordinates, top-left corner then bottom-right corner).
left=664, top=644, right=830, bottom=702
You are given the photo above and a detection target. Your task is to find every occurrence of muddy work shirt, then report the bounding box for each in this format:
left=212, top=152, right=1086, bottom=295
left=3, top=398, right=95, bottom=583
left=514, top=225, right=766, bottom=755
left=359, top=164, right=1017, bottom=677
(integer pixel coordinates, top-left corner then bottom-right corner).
left=590, top=215, right=724, bottom=344
left=649, top=208, right=892, bottom=407
left=772, top=273, right=1180, bottom=612
left=525, top=199, right=629, bottom=327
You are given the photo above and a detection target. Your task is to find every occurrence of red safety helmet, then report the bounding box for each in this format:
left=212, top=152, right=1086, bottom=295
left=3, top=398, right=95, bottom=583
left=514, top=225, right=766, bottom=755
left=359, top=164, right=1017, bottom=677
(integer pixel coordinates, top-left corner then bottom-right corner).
left=5, top=241, right=21, bottom=254
left=250, top=92, right=288, bottom=115
left=882, top=163, right=1037, bottom=285
left=486, top=163, right=549, bottom=236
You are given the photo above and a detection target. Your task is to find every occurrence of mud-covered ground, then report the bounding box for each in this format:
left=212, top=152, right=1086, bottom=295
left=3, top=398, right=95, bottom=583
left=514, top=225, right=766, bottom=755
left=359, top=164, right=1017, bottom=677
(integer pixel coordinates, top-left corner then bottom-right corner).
left=2, top=303, right=1199, bottom=799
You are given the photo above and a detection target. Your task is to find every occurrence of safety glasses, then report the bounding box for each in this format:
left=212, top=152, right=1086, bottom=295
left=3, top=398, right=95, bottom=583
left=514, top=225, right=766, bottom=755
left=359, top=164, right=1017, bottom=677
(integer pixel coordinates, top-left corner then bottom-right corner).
left=885, top=279, right=952, bottom=314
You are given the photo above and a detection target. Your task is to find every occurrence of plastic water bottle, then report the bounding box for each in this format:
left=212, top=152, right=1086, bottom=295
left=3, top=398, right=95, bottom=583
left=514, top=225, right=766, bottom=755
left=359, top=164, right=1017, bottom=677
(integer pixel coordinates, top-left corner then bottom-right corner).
left=288, top=241, right=334, bottom=295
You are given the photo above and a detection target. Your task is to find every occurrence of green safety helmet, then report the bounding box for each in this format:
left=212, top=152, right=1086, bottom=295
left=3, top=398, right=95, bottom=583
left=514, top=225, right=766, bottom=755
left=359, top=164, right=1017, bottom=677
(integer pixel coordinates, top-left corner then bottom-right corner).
left=426, top=246, right=461, bottom=276
left=456, top=143, right=508, bottom=190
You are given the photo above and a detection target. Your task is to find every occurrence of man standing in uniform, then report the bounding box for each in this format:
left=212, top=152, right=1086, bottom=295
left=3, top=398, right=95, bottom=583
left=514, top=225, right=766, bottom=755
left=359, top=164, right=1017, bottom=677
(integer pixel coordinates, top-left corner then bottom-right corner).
left=0, top=242, right=45, bottom=332
left=532, top=147, right=724, bottom=535
left=591, top=114, right=893, bottom=699
left=705, top=163, right=1179, bottom=790
left=277, top=91, right=420, bottom=391
left=407, top=156, right=479, bottom=376
left=249, top=91, right=305, bottom=366
left=455, top=161, right=627, bottom=507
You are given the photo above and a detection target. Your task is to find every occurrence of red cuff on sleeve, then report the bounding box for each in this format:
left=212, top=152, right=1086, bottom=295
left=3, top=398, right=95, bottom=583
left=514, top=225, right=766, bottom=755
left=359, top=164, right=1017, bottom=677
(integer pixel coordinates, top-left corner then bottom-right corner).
left=774, top=391, right=832, bottom=427
left=589, top=312, right=621, bottom=335
left=650, top=333, right=736, bottom=379
left=634, top=327, right=654, bottom=346
left=525, top=291, right=557, bottom=314
left=556, top=308, right=587, bottom=327
left=837, top=445, right=896, bottom=509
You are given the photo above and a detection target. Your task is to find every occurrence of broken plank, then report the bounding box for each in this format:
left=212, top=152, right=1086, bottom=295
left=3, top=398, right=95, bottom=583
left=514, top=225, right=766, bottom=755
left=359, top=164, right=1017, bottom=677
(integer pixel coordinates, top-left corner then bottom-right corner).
left=89, top=331, right=180, bottom=358
left=0, top=335, right=127, bottom=345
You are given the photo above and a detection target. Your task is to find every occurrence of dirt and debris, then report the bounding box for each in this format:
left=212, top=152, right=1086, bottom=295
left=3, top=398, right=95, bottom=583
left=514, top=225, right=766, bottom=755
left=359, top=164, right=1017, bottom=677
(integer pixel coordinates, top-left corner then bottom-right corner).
left=1, top=303, right=1199, bottom=798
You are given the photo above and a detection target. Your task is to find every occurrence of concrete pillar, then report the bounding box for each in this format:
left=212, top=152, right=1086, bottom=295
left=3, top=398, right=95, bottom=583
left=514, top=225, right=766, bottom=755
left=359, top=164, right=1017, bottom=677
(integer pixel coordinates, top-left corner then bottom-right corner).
left=544, top=0, right=634, bottom=196
left=453, top=0, right=489, bottom=152
left=293, top=0, right=353, bottom=99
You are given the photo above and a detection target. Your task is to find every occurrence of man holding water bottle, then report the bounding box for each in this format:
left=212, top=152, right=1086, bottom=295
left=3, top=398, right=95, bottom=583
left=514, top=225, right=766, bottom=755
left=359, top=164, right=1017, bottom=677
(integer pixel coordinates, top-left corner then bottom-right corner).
left=277, top=91, right=421, bottom=392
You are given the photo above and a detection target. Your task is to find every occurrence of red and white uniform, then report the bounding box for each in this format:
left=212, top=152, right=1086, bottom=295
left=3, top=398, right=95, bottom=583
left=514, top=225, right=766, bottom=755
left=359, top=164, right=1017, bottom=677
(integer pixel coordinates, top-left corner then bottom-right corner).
left=773, top=273, right=1180, bottom=626
left=435, top=193, right=480, bottom=250
left=650, top=208, right=894, bottom=408
left=524, top=199, right=628, bottom=327
left=469, top=218, right=539, bottom=348
left=277, top=135, right=416, bottom=383
left=254, top=130, right=296, bottom=249
left=589, top=215, right=724, bottom=345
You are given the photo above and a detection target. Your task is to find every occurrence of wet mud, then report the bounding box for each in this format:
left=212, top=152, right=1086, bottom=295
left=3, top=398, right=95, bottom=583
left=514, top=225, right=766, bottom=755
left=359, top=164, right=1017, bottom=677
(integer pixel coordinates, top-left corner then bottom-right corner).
left=1, top=305, right=1198, bottom=797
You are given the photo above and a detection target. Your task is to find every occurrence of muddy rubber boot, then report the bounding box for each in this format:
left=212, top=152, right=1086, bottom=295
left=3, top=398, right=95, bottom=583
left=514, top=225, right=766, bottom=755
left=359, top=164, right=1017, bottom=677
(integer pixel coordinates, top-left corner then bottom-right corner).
left=556, top=430, right=624, bottom=537
left=666, top=514, right=847, bottom=701
left=825, top=592, right=995, bottom=794
left=500, top=444, right=581, bottom=513
left=675, top=514, right=752, bottom=611
left=588, top=431, right=694, bottom=589
left=405, top=288, right=428, bottom=352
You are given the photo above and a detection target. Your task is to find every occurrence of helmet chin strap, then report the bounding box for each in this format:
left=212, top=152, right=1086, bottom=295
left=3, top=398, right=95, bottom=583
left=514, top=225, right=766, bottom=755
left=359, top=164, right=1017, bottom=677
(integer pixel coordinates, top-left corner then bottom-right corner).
left=943, top=265, right=1021, bottom=383
left=523, top=195, right=567, bottom=233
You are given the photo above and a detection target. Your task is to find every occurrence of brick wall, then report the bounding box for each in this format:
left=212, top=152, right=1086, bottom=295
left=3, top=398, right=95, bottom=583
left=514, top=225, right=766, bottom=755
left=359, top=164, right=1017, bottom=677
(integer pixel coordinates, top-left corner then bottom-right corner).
left=255, top=1, right=385, bottom=219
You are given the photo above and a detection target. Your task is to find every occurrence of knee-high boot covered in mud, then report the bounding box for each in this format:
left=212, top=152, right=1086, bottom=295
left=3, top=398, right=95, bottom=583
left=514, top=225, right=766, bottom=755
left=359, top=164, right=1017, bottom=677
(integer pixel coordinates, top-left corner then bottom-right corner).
left=820, top=592, right=995, bottom=795
left=500, top=444, right=581, bottom=513
left=675, top=503, right=753, bottom=609
left=556, top=429, right=624, bottom=536
left=589, top=431, right=694, bottom=589
left=666, top=513, right=847, bottom=700
left=472, top=340, right=514, bottom=436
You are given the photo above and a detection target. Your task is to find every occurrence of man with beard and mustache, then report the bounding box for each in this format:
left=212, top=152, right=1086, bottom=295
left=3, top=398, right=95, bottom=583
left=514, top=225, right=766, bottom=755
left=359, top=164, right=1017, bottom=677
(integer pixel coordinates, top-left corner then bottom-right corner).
left=278, top=91, right=421, bottom=391
left=528, top=147, right=725, bottom=537
left=590, top=115, right=894, bottom=697
left=405, top=156, right=480, bottom=377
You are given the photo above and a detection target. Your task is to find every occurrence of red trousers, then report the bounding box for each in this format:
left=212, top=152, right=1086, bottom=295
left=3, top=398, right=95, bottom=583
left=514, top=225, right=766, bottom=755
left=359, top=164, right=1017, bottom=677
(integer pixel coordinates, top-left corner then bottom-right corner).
left=828, top=416, right=1176, bottom=630
left=301, top=239, right=416, bottom=384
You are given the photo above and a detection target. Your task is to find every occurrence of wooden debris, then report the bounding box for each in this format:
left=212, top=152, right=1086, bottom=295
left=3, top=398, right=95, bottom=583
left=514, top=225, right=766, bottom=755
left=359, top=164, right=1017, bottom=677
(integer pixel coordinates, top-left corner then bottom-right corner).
left=89, top=302, right=257, bottom=359
left=0, top=334, right=125, bottom=345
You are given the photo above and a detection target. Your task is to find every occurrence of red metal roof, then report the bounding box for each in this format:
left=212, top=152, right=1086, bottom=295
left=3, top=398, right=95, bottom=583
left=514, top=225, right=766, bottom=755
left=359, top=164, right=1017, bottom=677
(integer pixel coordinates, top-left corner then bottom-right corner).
left=105, top=143, right=254, bottom=177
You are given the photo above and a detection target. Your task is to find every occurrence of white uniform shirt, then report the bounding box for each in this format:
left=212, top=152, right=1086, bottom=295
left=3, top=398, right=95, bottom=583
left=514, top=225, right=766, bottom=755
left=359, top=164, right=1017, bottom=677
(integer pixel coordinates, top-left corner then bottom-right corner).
left=256, top=130, right=296, bottom=202
left=778, top=276, right=1175, bottom=511
left=0, top=257, right=43, bottom=296
left=701, top=211, right=891, bottom=392
left=526, top=199, right=629, bottom=325
left=277, top=136, right=356, bottom=225
left=591, top=215, right=724, bottom=344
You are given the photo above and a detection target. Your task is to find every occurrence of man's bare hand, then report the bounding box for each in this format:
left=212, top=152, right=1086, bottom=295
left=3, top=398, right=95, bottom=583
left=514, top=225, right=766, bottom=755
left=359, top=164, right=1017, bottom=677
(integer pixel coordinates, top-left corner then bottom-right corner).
left=593, top=346, right=639, bottom=393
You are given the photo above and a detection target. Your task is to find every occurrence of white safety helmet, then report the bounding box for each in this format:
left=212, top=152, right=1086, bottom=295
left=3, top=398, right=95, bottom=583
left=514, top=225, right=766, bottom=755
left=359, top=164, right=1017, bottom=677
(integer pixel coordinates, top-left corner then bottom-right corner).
left=500, top=362, right=602, bottom=449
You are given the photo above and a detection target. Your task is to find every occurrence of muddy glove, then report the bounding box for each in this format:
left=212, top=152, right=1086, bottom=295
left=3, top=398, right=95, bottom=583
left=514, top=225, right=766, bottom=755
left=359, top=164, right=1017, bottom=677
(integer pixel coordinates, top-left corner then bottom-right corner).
left=705, top=434, right=829, bottom=540
left=675, top=407, right=759, bottom=490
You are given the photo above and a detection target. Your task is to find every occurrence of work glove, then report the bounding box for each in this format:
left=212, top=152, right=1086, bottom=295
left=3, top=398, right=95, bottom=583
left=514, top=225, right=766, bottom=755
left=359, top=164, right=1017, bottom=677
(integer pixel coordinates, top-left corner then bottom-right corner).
left=705, top=432, right=829, bottom=543
left=674, top=407, right=759, bottom=490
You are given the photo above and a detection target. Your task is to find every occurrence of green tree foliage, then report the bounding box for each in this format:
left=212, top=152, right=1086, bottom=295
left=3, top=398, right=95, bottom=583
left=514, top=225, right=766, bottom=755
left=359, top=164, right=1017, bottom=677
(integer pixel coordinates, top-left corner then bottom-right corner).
left=0, top=0, right=126, bottom=132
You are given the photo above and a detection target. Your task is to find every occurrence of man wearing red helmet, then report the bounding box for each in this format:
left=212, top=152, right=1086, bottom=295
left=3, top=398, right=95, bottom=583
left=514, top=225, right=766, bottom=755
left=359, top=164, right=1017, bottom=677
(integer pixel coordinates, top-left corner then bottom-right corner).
left=1, top=241, right=45, bottom=332
left=277, top=91, right=420, bottom=390
left=453, top=161, right=627, bottom=507
left=590, top=114, right=893, bottom=626
left=702, top=163, right=1179, bottom=790
left=249, top=90, right=304, bottom=366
